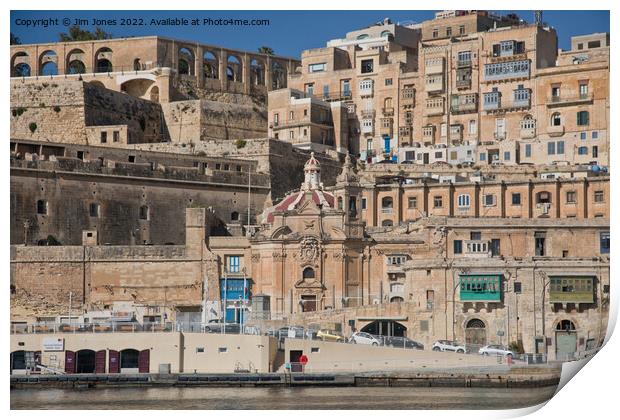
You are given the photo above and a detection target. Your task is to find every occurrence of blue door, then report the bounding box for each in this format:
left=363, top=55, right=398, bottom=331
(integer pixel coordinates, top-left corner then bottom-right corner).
left=383, top=137, right=391, bottom=153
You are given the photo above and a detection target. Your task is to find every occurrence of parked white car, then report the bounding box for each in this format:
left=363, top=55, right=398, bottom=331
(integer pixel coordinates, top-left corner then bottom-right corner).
left=432, top=340, right=467, bottom=353
left=350, top=332, right=381, bottom=346
left=478, top=345, right=514, bottom=357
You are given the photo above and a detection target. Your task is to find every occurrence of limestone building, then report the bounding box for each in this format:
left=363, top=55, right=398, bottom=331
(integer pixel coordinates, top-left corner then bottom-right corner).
left=268, top=11, right=609, bottom=168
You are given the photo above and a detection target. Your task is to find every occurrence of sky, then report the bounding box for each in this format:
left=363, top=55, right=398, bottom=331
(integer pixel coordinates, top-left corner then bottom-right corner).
left=10, top=10, right=610, bottom=57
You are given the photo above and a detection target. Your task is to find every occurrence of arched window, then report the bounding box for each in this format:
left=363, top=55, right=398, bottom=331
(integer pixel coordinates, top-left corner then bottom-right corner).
left=457, top=194, right=471, bottom=208
left=356, top=34, right=369, bottom=40
left=466, top=318, right=486, bottom=329
left=11, top=52, right=30, bottom=77
left=337, top=196, right=343, bottom=210
left=380, top=30, right=393, bottom=38
left=250, top=58, right=264, bottom=86
left=178, top=47, right=194, bottom=75
left=227, top=55, right=242, bottom=82
left=556, top=320, right=576, bottom=331
left=133, top=58, right=142, bottom=71
left=302, top=267, right=315, bottom=279
left=382, top=219, right=393, bottom=227
left=520, top=114, right=536, bottom=129
left=203, top=51, right=218, bottom=79
left=271, top=61, right=287, bottom=90
left=551, top=112, right=562, bottom=127
left=381, top=196, right=393, bottom=209
left=95, top=47, right=113, bottom=73
left=384, top=97, right=393, bottom=109
left=231, top=211, right=239, bottom=221
left=39, top=50, right=58, bottom=76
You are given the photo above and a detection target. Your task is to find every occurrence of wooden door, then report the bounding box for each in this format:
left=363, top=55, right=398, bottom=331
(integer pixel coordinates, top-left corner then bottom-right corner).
left=108, top=350, right=120, bottom=374
left=95, top=350, right=106, bottom=373
left=138, top=349, right=150, bottom=373
left=64, top=351, right=75, bottom=374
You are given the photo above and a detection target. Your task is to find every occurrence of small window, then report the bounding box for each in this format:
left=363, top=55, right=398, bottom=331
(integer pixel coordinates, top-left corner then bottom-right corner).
left=592, top=131, right=598, bottom=139
left=600, top=232, right=610, bottom=254
left=504, top=151, right=510, bottom=161
left=308, top=62, right=326, bottom=73
left=408, top=197, right=417, bottom=209
left=128, top=155, right=136, bottom=163
left=551, top=113, right=561, bottom=126
left=196, top=347, right=205, bottom=353
left=36, top=200, right=48, bottom=215
left=218, top=347, right=227, bottom=353
left=514, top=282, right=522, bottom=294
left=139, top=205, right=149, bottom=220
left=525, top=144, right=531, bottom=158
left=479, top=152, right=486, bottom=162
left=577, top=111, right=589, bottom=126
left=433, top=196, right=443, bottom=208
left=459, top=25, right=465, bottom=35
left=457, top=194, right=470, bottom=208
left=594, top=190, right=604, bottom=203
left=557, top=141, right=565, bottom=155
left=510, top=193, right=521, bottom=205
left=566, top=191, right=577, bottom=204
left=231, top=211, right=239, bottom=221
left=578, top=146, right=588, bottom=155
left=385, top=78, right=393, bottom=86
left=470, top=231, right=481, bottom=240
left=581, top=132, right=587, bottom=140
left=483, top=194, right=496, bottom=206
left=310, top=347, right=320, bottom=353
left=454, top=240, right=463, bottom=254
left=361, top=59, right=374, bottom=74
left=361, top=197, right=367, bottom=210
left=77, top=151, right=85, bottom=160
left=100, top=131, right=107, bottom=143
left=113, top=131, right=120, bottom=142
left=89, top=203, right=100, bottom=218
left=547, top=142, right=556, bottom=155
left=536, top=192, right=551, bottom=204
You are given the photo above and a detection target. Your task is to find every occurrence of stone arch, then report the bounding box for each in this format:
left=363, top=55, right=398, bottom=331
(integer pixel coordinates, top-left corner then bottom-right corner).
left=66, top=49, right=86, bottom=74
left=38, top=50, right=58, bottom=76
left=11, top=52, right=31, bottom=77
left=464, top=317, right=487, bottom=348
left=271, top=60, right=287, bottom=90
left=381, top=219, right=393, bottom=227
left=203, top=50, right=218, bottom=79
left=95, top=47, right=113, bottom=73
left=178, top=47, right=194, bottom=75
left=555, top=319, right=577, bottom=331
left=550, top=112, right=562, bottom=126
left=361, top=320, right=407, bottom=337
left=250, top=58, right=265, bottom=86
left=75, top=349, right=96, bottom=373
left=226, top=54, right=243, bottom=82
left=120, top=348, right=140, bottom=371
left=120, top=78, right=156, bottom=99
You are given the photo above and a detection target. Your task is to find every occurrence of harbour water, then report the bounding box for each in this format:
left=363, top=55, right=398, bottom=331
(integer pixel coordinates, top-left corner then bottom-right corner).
left=11, top=386, right=557, bottom=410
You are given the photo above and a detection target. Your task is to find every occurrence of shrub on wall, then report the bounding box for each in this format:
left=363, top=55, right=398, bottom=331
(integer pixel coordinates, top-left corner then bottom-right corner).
left=53, top=106, right=61, bottom=113
left=28, top=122, right=37, bottom=133
left=235, top=139, right=247, bottom=149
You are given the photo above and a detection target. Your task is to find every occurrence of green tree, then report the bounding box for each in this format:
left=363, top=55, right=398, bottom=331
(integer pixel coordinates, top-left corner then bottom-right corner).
left=10, top=33, right=21, bottom=45
left=59, top=25, right=112, bottom=42
left=257, top=46, right=274, bottom=55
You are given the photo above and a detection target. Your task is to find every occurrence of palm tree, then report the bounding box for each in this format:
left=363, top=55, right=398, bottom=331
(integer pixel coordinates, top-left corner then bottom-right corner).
left=10, top=33, right=21, bottom=45
left=257, top=46, right=274, bottom=56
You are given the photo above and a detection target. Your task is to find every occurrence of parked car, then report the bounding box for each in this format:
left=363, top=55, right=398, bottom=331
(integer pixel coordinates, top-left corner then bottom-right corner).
left=349, top=331, right=381, bottom=346
left=432, top=340, right=467, bottom=353
left=478, top=344, right=514, bottom=357
left=316, top=329, right=345, bottom=342
left=385, top=336, right=424, bottom=350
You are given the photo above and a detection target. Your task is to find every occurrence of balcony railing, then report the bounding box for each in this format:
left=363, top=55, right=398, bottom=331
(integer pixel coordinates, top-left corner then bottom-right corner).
left=425, top=79, right=444, bottom=93
left=457, top=59, right=472, bottom=68
left=547, top=93, right=593, bottom=107
left=494, top=131, right=506, bottom=141
left=382, top=107, right=394, bottom=116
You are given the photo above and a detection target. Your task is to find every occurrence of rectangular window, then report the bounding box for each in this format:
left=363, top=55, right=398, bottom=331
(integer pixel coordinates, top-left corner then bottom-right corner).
left=361, top=59, right=374, bottom=74
left=468, top=120, right=476, bottom=135
left=454, top=240, right=463, bottom=254
left=322, top=85, right=329, bottom=98
left=408, top=197, right=417, bottom=209
left=113, top=131, right=120, bottom=142
left=218, top=347, right=227, bottom=353
left=470, top=231, right=481, bottom=240
left=581, top=132, right=587, bottom=140
left=490, top=239, right=501, bottom=256
left=557, top=141, right=564, bottom=154
left=290, top=131, right=294, bottom=139
left=592, top=146, right=598, bottom=158
left=547, top=142, right=556, bottom=155
left=566, top=191, right=577, bottom=203
left=577, top=111, right=589, bottom=126
left=459, top=25, right=465, bottom=35
left=100, top=131, right=107, bottom=143
left=594, top=190, right=604, bottom=203
left=308, top=62, right=326, bottom=73
left=457, top=194, right=470, bottom=208
left=446, top=27, right=452, bottom=37
left=361, top=198, right=367, bottom=210
left=600, top=232, right=610, bottom=254
left=525, top=144, right=532, bottom=158
left=534, top=231, right=546, bottom=256
left=479, top=152, right=486, bottom=162
left=305, top=83, right=314, bottom=96
left=227, top=255, right=241, bottom=273
left=592, top=131, right=598, bottom=139
left=504, top=151, right=510, bottom=161
left=433, top=196, right=443, bottom=208
left=483, top=194, right=496, bottom=206
left=432, top=28, right=438, bottom=38
left=385, top=78, right=392, bottom=86
left=273, top=113, right=279, bottom=124
left=196, top=347, right=205, bottom=353
left=514, top=282, right=522, bottom=294
left=512, top=193, right=521, bottom=205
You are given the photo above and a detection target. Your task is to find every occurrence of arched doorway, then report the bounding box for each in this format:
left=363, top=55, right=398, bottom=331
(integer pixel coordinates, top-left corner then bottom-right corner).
left=361, top=320, right=407, bottom=337
left=555, top=319, right=577, bottom=360
left=178, top=47, right=194, bottom=75
left=39, top=50, right=58, bottom=75
left=66, top=49, right=86, bottom=74
left=11, top=52, right=30, bottom=77
left=95, top=47, right=113, bottom=73
left=203, top=51, right=218, bottom=79
left=465, top=318, right=487, bottom=349
left=227, top=55, right=242, bottom=82
left=75, top=349, right=96, bottom=373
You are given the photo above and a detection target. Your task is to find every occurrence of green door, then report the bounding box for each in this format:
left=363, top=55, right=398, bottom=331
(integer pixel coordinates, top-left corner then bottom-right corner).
left=555, top=332, right=577, bottom=360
